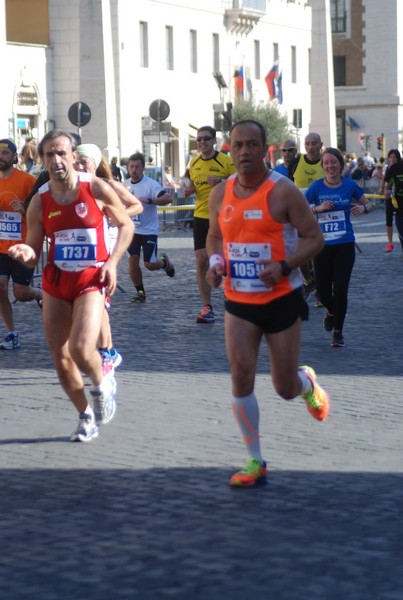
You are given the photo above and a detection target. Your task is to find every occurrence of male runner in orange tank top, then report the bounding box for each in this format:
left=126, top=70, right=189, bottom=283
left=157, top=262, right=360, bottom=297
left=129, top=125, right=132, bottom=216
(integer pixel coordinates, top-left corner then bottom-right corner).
left=206, top=119, right=330, bottom=487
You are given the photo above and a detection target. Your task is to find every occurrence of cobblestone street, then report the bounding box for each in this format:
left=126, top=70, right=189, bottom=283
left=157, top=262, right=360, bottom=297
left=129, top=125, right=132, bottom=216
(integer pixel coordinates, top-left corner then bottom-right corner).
left=1, top=207, right=402, bottom=599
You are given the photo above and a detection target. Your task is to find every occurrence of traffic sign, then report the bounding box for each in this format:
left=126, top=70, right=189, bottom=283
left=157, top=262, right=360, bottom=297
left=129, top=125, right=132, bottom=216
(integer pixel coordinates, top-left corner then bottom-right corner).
left=152, top=121, right=171, bottom=133
left=143, top=131, right=170, bottom=143
left=68, top=102, right=92, bottom=128
left=149, top=99, right=170, bottom=122
left=358, top=132, right=365, bottom=145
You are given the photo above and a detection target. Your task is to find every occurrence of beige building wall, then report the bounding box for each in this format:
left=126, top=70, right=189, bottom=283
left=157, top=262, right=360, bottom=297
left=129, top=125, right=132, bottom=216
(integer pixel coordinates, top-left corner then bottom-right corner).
left=0, top=0, right=8, bottom=136
left=334, top=0, right=403, bottom=154
left=6, top=0, right=49, bottom=45
left=2, top=0, right=337, bottom=170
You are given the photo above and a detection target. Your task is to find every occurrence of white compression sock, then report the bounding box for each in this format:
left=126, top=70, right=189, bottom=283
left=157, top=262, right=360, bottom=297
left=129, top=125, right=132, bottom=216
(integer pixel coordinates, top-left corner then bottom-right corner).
left=232, top=392, right=263, bottom=462
left=298, top=371, right=313, bottom=396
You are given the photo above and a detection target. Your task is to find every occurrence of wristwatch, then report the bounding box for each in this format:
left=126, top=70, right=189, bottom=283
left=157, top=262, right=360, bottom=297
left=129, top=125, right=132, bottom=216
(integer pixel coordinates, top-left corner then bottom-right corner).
left=279, top=260, right=292, bottom=276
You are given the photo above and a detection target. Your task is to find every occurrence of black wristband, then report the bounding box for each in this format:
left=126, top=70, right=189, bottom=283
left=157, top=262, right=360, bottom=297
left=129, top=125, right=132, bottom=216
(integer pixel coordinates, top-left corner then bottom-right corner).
left=279, top=260, right=292, bottom=276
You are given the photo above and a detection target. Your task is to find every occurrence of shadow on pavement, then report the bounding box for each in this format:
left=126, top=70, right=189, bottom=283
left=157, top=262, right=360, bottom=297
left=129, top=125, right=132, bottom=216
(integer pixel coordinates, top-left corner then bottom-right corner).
left=1, top=468, right=402, bottom=599
left=0, top=436, right=68, bottom=445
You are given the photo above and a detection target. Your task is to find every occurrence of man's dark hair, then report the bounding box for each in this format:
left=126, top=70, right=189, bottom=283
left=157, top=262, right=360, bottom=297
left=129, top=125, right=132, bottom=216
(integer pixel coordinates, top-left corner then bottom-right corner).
left=230, top=120, right=267, bottom=146
left=38, top=129, right=77, bottom=157
left=70, top=132, right=82, bottom=147
left=197, top=126, right=216, bottom=138
left=128, top=152, right=145, bottom=167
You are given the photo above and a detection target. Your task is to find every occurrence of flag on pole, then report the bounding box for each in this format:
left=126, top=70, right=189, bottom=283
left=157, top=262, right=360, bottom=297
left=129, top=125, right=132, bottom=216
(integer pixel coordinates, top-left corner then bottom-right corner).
left=265, top=62, right=283, bottom=104
left=277, top=69, right=283, bottom=104
left=234, top=66, right=244, bottom=99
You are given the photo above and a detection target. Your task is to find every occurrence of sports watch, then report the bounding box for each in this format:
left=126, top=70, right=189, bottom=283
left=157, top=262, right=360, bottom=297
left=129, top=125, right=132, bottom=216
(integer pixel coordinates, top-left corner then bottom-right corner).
left=279, top=260, right=292, bottom=276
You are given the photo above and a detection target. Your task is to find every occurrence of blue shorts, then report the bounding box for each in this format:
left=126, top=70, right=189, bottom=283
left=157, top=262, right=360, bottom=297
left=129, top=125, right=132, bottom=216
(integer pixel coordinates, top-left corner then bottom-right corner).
left=0, top=253, right=35, bottom=286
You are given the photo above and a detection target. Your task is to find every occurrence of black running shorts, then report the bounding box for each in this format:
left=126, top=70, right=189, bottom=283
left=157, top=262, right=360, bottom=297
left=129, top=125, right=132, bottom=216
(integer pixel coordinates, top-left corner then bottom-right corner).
left=225, top=289, right=308, bottom=333
left=193, top=217, right=210, bottom=251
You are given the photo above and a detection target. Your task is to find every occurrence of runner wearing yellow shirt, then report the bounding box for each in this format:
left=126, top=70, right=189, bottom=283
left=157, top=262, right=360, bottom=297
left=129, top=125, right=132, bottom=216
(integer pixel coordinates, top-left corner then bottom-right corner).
left=184, top=126, right=236, bottom=323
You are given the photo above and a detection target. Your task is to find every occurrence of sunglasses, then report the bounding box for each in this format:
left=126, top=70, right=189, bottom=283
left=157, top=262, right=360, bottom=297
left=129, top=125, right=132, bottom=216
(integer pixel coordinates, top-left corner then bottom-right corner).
left=197, top=136, right=213, bottom=142
left=282, top=147, right=296, bottom=152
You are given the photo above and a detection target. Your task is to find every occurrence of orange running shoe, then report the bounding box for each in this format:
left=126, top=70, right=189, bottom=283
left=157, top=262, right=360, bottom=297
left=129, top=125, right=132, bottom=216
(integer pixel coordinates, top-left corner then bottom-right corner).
left=299, top=365, right=330, bottom=421
left=230, top=458, right=267, bottom=487
left=196, top=304, right=215, bottom=323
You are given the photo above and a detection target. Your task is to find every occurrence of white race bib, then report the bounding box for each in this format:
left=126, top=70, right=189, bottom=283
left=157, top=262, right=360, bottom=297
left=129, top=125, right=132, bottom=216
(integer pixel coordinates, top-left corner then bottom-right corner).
left=318, top=210, right=346, bottom=241
left=0, top=211, right=22, bottom=241
left=227, top=242, right=271, bottom=293
left=54, top=228, right=98, bottom=271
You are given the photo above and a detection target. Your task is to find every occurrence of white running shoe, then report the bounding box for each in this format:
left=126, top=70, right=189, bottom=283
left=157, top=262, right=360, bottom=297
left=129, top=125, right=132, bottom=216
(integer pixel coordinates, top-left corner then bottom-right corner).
left=70, top=412, right=99, bottom=442
left=0, top=332, right=21, bottom=350
left=90, top=374, right=117, bottom=425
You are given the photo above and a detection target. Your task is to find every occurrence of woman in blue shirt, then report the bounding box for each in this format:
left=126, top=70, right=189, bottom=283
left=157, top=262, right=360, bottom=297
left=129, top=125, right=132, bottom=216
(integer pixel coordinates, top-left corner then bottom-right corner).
left=305, top=147, right=373, bottom=347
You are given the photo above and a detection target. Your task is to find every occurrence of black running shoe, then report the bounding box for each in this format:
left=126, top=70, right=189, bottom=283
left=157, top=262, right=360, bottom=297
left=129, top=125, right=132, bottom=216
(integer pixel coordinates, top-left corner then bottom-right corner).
left=303, top=278, right=316, bottom=301
left=331, top=332, right=345, bottom=347
left=130, top=291, right=146, bottom=303
left=160, top=252, right=175, bottom=277
left=323, top=312, right=335, bottom=332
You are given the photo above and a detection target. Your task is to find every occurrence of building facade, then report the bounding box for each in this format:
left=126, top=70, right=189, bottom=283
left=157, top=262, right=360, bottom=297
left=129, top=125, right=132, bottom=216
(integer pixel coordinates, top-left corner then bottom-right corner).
left=1, top=0, right=339, bottom=176
left=332, top=0, right=403, bottom=156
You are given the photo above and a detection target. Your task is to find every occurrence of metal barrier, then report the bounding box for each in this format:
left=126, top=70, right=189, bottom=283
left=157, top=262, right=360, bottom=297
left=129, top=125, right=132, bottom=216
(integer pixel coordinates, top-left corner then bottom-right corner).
left=28, top=193, right=383, bottom=282
left=33, top=238, right=49, bottom=282
left=157, top=192, right=384, bottom=232
left=158, top=193, right=196, bottom=231
left=365, top=193, right=384, bottom=205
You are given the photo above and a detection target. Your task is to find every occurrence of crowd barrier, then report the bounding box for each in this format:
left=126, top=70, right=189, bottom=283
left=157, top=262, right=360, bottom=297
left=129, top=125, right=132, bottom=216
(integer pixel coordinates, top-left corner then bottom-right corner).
left=158, top=193, right=195, bottom=231
left=33, top=238, right=49, bottom=282
left=30, top=193, right=385, bottom=281
left=366, top=193, right=384, bottom=202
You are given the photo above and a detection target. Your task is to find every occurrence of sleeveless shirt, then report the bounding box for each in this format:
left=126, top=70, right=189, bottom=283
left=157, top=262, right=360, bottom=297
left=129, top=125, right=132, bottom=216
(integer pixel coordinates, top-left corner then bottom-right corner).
left=40, top=172, right=109, bottom=271
left=218, top=177, right=302, bottom=304
left=293, top=156, right=325, bottom=189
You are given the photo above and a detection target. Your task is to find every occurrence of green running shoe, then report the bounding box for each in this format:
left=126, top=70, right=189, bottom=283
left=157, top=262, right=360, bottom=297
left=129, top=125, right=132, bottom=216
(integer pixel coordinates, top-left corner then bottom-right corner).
left=230, top=458, right=267, bottom=487
left=299, top=365, right=330, bottom=421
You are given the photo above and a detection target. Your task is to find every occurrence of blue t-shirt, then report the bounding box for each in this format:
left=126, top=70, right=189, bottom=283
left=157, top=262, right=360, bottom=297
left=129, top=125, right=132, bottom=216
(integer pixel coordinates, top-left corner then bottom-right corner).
left=305, top=178, right=363, bottom=245
left=273, top=163, right=289, bottom=177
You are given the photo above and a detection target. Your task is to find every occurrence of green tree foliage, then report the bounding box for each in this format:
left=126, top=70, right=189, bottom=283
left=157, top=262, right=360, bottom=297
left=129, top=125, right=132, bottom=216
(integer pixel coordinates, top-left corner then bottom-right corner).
left=232, top=99, right=290, bottom=146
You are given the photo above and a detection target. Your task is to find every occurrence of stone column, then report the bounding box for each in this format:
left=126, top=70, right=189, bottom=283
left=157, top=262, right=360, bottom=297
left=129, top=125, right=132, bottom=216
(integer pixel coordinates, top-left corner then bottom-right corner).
left=310, top=0, right=337, bottom=146
left=0, top=0, right=9, bottom=135
left=78, top=0, right=119, bottom=155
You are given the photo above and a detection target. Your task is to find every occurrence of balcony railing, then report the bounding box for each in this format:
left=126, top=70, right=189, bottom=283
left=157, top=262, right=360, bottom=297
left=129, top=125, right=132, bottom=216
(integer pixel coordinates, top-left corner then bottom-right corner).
left=222, top=0, right=266, bottom=13
left=223, top=0, right=266, bottom=34
left=331, top=13, right=347, bottom=33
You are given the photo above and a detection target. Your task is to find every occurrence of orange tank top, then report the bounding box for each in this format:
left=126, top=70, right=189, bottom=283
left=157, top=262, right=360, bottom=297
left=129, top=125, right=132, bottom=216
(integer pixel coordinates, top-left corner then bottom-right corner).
left=218, top=176, right=302, bottom=304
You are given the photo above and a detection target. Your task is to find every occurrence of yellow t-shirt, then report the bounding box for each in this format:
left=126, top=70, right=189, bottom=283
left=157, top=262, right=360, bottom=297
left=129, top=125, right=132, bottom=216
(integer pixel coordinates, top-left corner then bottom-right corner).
left=189, top=151, right=236, bottom=219
left=292, top=156, right=325, bottom=189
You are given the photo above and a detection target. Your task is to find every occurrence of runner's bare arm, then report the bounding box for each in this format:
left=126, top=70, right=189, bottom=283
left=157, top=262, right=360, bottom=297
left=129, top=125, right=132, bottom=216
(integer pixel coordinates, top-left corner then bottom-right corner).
left=273, top=178, right=324, bottom=268
left=107, top=179, right=143, bottom=217
left=91, top=176, right=134, bottom=259
left=255, top=178, right=324, bottom=287
left=91, top=177, right=134, bottom=294
left=206, top=182, right=226, bottom=288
